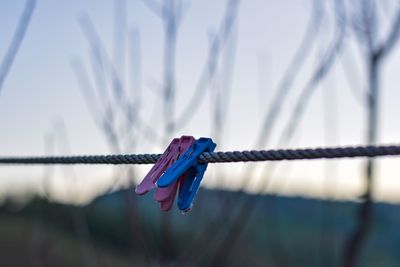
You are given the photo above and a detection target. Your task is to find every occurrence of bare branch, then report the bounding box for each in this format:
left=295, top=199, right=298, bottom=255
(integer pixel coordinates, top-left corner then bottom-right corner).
left=71, top=58, right=120, bottom=152
left=252, top=0, right=323, bottom=150
left=172, top=0, right=240, bottom=130
left=79, top=15, right=126, bottom=109
left=129, top=29, right=142, bottom=109
left=361, top=0, right=376, bottom=53
left=141, top=0, right=164, bottom=18
left=338, top=47, right=366, bottom=105
left=0, top=0, right=36, bottom=93
left=281, top=3, right=346, bottom=144
left=113, top=0, right=127, bottom=76
left=204, top=1, right=347, bottom=265
left=177, top=1, right=325, bottom=265
left=70, top=58, right=102, bottom=126
left=376, top=3, right=400, bottom=59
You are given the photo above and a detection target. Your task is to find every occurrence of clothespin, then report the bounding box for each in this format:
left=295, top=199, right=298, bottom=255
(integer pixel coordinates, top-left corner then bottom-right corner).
left=154, top=136, right=195, bottom=211
left=135, top=136, right=195, bottom=211
left=157, top=137, right=216, bottom=212
left=135, top=138, right=181, bottom=195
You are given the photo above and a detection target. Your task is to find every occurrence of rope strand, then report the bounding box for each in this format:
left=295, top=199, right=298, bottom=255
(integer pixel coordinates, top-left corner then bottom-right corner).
left=0, top=144, right=399, bottom=165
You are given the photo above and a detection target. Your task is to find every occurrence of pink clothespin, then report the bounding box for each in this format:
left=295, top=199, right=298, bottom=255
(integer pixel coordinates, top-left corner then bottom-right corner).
left=155, top=136, right=195, bottom=211
left=135, top=136, right=196, bottom=211
left=135, top=138, right=181, bottom=195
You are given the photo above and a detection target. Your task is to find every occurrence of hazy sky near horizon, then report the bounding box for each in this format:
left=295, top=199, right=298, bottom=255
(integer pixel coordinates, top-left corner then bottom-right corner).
left=1, top=0, right=400, bottom=204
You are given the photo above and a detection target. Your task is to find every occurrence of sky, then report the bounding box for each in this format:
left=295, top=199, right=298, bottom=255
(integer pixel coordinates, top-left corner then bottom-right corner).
left=0, top=0, right=400, bottom=204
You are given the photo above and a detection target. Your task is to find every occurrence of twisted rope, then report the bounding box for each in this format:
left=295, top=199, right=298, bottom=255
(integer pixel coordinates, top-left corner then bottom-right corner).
left=0, top=144, right=399, bottom=165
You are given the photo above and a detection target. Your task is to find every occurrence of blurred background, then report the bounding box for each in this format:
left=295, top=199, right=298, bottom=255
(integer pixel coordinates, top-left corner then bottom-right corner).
left=0, top=0, right=400, bottom=266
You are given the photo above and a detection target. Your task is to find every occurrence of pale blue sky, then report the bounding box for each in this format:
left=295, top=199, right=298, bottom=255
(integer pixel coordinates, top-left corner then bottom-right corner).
left=0, top=0, right=400, bottom=203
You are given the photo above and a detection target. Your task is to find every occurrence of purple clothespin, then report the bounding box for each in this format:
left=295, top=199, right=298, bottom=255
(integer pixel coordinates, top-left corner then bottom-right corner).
left=135, top=138, right=181, bottom=195
left=157, top=137, right=216, bottom=212
left=155, top=136, right=195, bottom=211
left=135, top=136, right=195, bottom=211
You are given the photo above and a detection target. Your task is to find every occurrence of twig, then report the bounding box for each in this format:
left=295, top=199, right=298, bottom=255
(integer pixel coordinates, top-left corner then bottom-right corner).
left=206, top=1, right=346, bottom=265
left=343, top=2, right=400, bottom=267
left=172, top=0, right=240, bottom=130
left=0, top=0, right=36, bottom=94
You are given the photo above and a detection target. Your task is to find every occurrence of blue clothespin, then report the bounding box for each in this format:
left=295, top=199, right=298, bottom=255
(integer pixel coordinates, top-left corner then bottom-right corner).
left=157, top=137, right=216, bottom=212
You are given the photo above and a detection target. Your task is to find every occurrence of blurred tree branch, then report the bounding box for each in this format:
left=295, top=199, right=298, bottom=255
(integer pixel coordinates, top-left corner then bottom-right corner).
left=71, top=1, right=159, bottom=263
left=176, top=1, right=343, bottom=266
left=0, top=0, right=36, bottom=94
left=343, top=2, right=400, bottom=267
left=203, top=1, right=346, bottom=265
left=141, top=0, right=240, bottom=263
left=169, top=0, right=240, bottom=131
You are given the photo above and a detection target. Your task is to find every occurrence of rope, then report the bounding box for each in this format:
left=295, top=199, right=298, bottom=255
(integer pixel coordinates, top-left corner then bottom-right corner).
left=0, top=144, right=399, bottom=165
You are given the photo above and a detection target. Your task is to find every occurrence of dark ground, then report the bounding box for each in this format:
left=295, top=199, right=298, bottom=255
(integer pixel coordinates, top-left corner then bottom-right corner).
left=0, top=188, right=399, bottom=267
